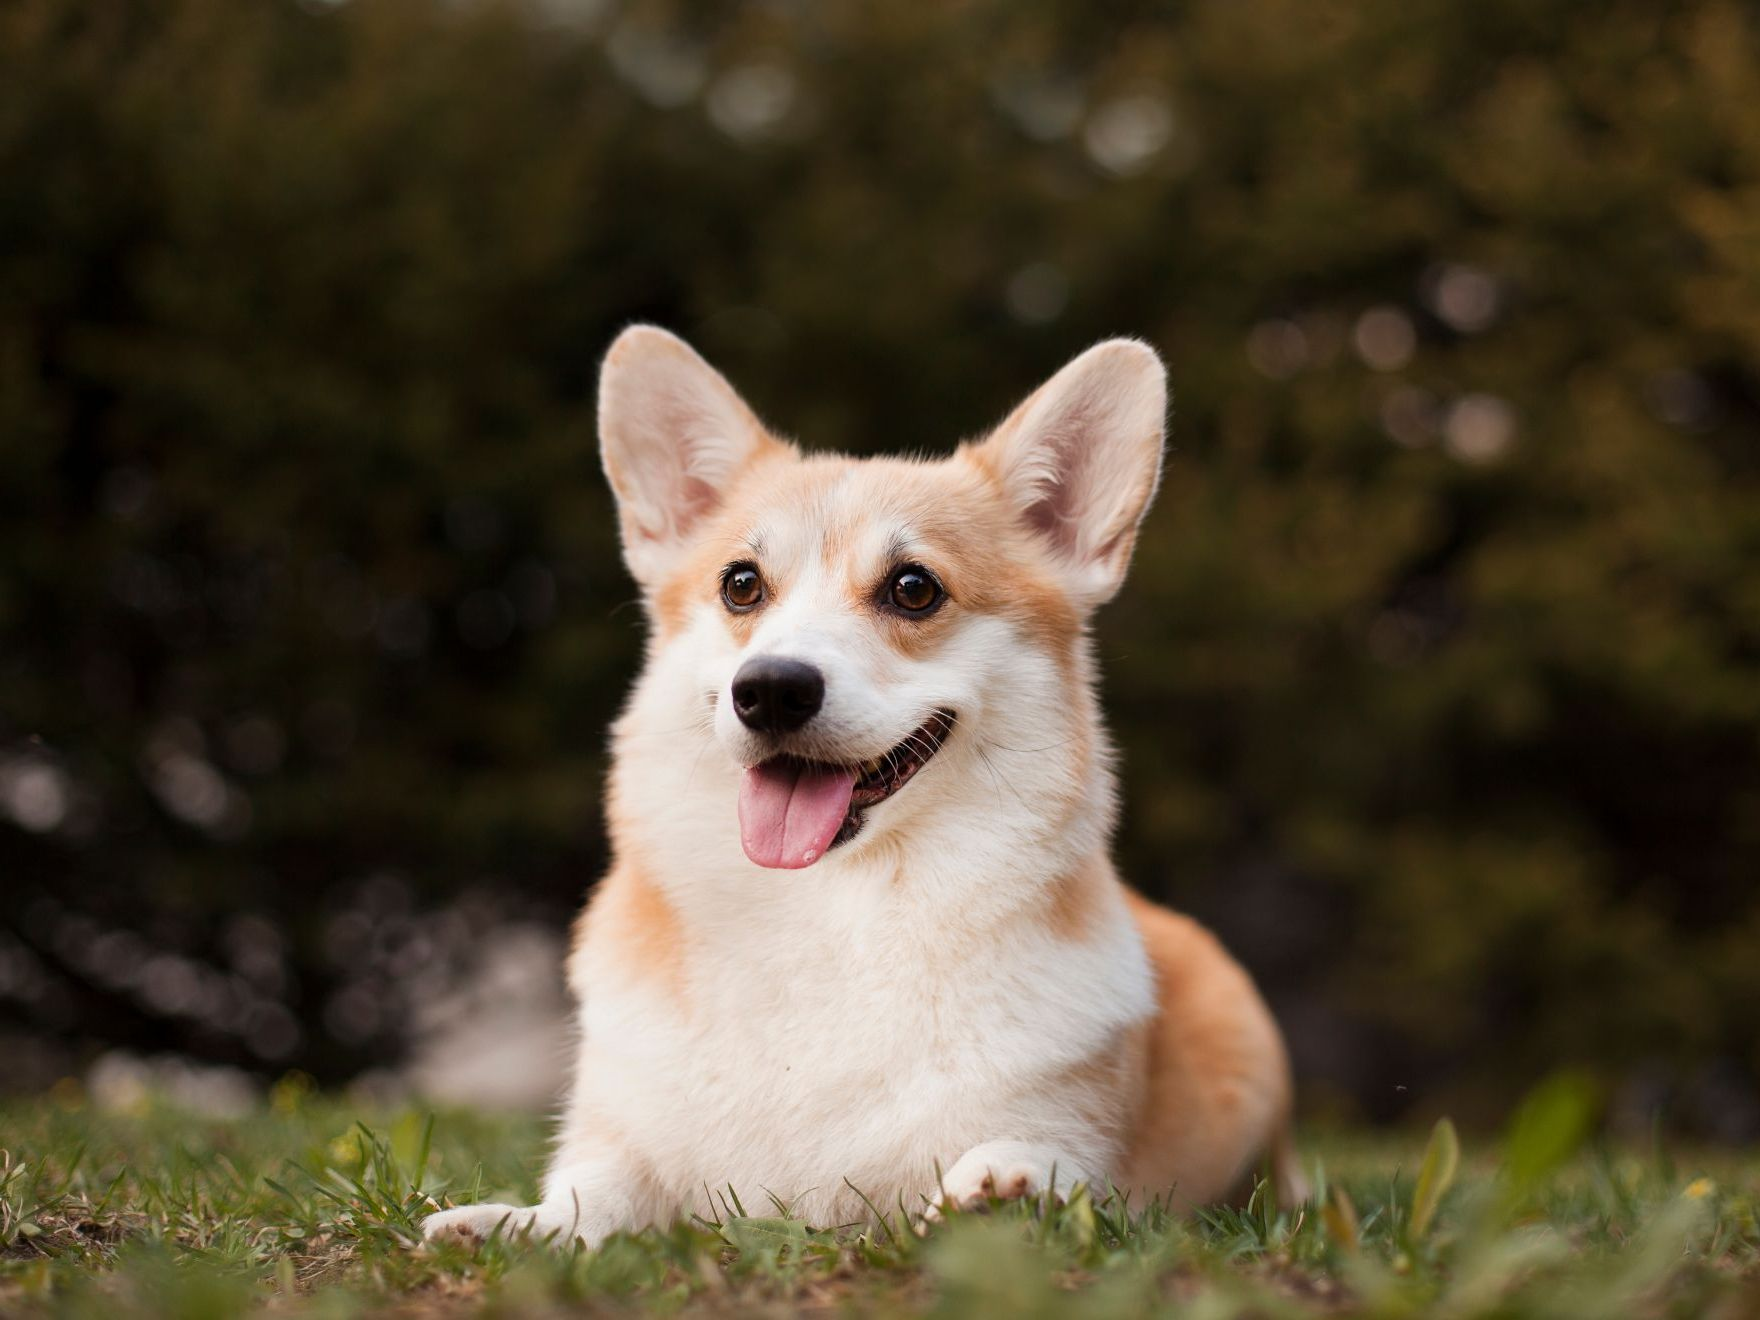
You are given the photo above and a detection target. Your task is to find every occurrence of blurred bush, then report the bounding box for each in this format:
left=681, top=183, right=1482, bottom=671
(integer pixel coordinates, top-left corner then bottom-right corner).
left=1, top=0, right=1756, bottom=1132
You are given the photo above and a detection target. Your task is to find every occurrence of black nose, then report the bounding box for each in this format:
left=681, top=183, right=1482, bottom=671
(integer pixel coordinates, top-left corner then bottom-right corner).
left=730, top=657, right=825, bottom=734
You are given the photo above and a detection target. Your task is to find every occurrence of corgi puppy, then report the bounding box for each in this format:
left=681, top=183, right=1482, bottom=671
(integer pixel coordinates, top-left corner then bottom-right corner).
left=423, top=327, right=1304, bottom=1247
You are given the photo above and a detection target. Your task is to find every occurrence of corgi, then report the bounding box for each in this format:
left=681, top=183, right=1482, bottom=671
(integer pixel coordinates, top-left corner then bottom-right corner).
left=422, top=327, right=1304, bottom=1247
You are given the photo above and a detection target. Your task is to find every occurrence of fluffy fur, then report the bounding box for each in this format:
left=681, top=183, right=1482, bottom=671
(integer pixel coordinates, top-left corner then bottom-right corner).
left=423, top=328, right=1304, bottom=1246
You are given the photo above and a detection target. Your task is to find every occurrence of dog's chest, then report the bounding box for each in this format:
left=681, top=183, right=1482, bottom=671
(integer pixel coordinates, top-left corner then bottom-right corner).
left=577, top=888, right=1149, bottom=1217
left=598, top=980, right=1009, bottom=1212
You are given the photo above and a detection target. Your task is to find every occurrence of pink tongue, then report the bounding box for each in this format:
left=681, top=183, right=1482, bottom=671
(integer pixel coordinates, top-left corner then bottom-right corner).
left=738, top=762, right=857, bottom=869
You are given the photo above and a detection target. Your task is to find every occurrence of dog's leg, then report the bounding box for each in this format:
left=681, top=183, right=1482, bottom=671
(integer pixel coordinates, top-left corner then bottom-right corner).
left=421, top=1153, right=642, bottom=1249
left=925, top=1140, right=1099, bottom=1218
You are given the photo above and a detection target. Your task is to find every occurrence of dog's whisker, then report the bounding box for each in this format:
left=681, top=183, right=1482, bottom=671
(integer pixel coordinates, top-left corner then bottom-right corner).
left=980, top=735, right=1081, bottom=756
left=681, top=736, right=716, bottom=794
left=975, top=744, right=1032, bottom=814
left=899, top=733, right=935, bottom=765
left=972, top=743, right=1011, bottom=811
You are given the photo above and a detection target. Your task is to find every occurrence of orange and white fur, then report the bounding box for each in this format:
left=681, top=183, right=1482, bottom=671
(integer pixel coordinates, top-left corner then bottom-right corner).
left=423, top=327, right=1304, bottom=1247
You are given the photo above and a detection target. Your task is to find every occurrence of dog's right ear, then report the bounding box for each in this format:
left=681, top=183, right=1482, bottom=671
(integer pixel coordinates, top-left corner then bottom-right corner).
left=969, top=339, right=1166, bottom=609
left=598, top=326, right=789, bottom=587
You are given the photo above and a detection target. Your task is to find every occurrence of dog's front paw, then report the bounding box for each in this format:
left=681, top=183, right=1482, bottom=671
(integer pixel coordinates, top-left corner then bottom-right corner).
left=923, top=1141, right=1078, bottom=1224
left=937, top=1154, right=1051, bottom=1212
left=421, top=1203, right=536, bottom=1247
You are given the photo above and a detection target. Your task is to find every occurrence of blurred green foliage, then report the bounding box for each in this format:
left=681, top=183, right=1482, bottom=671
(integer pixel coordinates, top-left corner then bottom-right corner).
left=1, top=0, right=1757, bottom=1126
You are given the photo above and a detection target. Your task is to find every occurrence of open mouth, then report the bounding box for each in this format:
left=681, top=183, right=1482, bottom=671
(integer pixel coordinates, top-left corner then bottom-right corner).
left=737, top=710, right=956, bottom=870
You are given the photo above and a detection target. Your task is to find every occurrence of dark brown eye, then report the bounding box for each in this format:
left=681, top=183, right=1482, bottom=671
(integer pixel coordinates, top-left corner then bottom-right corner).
left=888, top=565, right=941, bottom=613
left=722, top=563, right=765, bottom=612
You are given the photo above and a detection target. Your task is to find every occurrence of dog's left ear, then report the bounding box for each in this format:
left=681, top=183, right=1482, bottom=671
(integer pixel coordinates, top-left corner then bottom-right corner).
left=970, top=339, right=1167, bottom=607
left=599, top=325, right=790, bottom=588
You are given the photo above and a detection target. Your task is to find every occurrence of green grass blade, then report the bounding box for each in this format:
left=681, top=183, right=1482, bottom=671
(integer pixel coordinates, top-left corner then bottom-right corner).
left=1410, top=1117, right=1459, bottom=1240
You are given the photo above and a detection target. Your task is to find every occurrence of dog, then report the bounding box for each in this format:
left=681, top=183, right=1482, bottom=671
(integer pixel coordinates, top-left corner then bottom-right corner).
left=422, top=327, right=1304, bottom=1247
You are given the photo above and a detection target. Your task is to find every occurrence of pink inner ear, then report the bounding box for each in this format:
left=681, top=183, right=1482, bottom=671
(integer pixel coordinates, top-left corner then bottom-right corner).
left=968, top=338, right=1164, bottom=601
left=629, top=473, right=718, bottom=549
left=600, top=326, right=790, bottom=580
left=678, top=474, right=721, bottom=529
left=1023, top=492, right=1077, bottom=550
left=632, top=468, right=723, bottom=549
left=1017, top=413, right=1100, bottom=558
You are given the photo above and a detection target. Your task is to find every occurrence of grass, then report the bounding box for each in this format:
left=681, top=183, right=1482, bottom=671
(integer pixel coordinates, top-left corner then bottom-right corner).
left=1, top=1074, right=1755, bottom=1317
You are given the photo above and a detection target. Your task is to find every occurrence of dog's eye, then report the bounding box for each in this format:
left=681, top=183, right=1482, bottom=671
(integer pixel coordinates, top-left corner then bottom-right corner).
left=722, top=563, right=765, bottom=612
left=887, top=566, right=941, bottom=613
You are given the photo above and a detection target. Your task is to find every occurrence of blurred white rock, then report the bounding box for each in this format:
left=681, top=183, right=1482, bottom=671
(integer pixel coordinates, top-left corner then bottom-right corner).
left=400, top=923, right=571, bottom=1111
left=88, top=1051, right=258, bottom=1118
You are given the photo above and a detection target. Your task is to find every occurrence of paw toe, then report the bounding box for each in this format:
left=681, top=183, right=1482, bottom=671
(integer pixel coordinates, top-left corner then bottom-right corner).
left=935, top=1164, right=1046, bottom=1214
left=421, top=1204, right=522, bottom=1247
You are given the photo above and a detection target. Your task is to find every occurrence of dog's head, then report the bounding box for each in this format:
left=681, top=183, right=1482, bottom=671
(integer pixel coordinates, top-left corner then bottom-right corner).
left=600, top=327, right=1165, bottom=873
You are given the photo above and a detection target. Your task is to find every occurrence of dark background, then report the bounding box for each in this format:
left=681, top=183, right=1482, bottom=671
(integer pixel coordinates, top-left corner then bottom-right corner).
left=3, top=0, right=1757, bottom=1136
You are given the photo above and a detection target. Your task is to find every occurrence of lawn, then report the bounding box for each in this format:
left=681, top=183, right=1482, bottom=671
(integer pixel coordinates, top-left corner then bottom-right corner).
left=1, top=1075, right=1755, bottom=1317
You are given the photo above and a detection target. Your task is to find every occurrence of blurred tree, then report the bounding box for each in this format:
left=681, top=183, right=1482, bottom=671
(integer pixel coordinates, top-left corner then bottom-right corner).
left=0, top=0, right=1756, bottom=1133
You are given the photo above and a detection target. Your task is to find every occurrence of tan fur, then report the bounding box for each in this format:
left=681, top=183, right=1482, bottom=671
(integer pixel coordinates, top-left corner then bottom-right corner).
left=1043, top=855, right=1110, bottom=942
left=1022, top=865, right=1301, bottom=1208
left=572, top=864, right=686, bottom=1003
left=650, top=448, right=797, bottom=643
left=654, top=451, right=1087, bottom=671
left=1117, top=891, right=1305, bottom=1207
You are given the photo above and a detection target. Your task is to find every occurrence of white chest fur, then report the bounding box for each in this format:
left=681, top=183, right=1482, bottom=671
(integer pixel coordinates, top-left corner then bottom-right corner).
left=565, top=861, right=1153, bottom=1225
